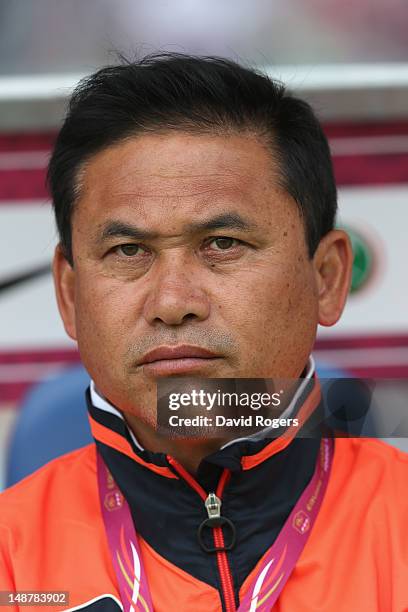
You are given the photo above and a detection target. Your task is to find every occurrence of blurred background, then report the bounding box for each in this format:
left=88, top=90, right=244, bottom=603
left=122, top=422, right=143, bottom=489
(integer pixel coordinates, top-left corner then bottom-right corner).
left=0, top=0, right=407, bottom=488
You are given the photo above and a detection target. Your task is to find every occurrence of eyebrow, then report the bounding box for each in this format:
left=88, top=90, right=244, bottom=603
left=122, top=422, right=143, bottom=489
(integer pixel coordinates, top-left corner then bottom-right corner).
left=100, top=221, right=158, bottom=242
left=98, top=213, right=257, bottom=242
left=186, top=213, right=256, bottom=232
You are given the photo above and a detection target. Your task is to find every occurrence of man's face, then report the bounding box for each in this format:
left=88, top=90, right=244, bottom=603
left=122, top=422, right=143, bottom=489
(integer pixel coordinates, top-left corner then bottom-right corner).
left=54, top=132, right=344, bottom=423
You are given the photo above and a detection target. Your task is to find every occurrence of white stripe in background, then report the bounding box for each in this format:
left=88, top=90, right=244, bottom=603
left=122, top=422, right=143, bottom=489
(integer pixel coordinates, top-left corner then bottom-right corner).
left=2, top=64, right=408, bottom=101
left=315, top=347, right=408, bottom=368
left=0, top=151, right=50, bottom=170
left=0, top=362, right=66, bottom=383
left=0, top=73, right=84, bottom=101
left=330, top=135, right=408, bottom=156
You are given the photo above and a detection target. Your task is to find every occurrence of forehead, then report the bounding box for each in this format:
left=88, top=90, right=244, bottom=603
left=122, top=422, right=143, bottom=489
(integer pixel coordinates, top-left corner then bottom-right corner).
left=75, top=132, right=294, bottom=227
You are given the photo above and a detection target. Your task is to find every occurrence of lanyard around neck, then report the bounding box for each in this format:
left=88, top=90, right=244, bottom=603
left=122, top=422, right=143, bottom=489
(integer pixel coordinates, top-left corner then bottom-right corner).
left=97, top=437, right=334, bottom=611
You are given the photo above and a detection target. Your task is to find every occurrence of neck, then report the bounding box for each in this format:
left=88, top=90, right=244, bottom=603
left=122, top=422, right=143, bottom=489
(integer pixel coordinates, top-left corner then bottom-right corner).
left=123, top=412, right=230, bottom=475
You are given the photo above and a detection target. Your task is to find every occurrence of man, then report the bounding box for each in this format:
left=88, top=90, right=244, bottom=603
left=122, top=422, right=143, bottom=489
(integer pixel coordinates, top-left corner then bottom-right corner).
left=0, top=54, right=407, bottom=611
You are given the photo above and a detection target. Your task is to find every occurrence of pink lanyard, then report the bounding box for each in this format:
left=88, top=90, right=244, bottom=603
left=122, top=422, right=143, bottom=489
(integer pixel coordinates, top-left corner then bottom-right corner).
left=97, top=437, right=334, bottom=612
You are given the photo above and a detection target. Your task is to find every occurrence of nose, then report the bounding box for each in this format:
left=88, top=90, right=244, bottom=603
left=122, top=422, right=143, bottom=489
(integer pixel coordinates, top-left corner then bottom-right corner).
left=142, top=254, right=211, bottom=327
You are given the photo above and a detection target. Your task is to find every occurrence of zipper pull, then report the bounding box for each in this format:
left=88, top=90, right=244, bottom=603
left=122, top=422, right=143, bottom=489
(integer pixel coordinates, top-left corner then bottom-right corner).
left=198, top=492, right=237, bottom=553
left=205, top=493, right=222, bottom=524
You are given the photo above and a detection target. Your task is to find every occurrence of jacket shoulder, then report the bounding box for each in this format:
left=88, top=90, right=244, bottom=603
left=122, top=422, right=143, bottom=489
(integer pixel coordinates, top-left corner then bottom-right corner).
left=338, top=437, right=408, bottom=465
left=0, top=443, right=97, bottom=528
left=333, top=437, right=408, bottom=498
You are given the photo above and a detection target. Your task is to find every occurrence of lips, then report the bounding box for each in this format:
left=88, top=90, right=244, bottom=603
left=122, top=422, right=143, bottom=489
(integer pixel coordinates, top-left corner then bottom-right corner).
left=140, top=345, right=219, bottom=364
left=138, top=344, right=220, bottom=378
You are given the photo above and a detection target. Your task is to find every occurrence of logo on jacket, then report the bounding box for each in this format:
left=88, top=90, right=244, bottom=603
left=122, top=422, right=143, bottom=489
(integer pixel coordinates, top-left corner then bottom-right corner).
left=104, top=490, right=124, bottom=511
left=293, top=510, right=310, bottom=534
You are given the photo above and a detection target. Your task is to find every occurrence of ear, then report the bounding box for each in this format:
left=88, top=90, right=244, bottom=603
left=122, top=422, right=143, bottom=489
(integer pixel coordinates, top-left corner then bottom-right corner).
left=313, top=229, right=353, bottom=327
left=52, top=244, right=77, bottom=340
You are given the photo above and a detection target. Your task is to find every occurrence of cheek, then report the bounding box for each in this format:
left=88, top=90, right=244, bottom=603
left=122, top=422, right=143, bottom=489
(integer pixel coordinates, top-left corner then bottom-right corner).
left=223, top=257, right=316, bottom=325
left=217, top=258, right=318, bottom=373
left=264, top=262, right=318, bottom=327
left=73, top=273, right=134, bottom=360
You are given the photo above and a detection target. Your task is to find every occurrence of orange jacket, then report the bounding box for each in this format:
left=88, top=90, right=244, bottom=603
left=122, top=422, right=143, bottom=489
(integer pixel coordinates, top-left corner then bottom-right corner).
left=0, top=396, right=407, bottom=611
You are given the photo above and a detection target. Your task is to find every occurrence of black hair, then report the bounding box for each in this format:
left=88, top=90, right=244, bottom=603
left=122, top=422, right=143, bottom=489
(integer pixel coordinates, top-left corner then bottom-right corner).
left=47, top=53, right=337, bottom=264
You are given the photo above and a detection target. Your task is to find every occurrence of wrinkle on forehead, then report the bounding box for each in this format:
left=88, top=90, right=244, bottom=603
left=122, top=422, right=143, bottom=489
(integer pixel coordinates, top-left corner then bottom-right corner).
left=103, top=184, right=251, bottom=203
left=78, top=132, right=279, bottom=201
left=90, top=168, right=260, bottom=203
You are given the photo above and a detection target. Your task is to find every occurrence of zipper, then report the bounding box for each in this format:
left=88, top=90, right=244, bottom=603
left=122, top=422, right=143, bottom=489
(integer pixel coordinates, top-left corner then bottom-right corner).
left=167, top=456, right=237, bottom=612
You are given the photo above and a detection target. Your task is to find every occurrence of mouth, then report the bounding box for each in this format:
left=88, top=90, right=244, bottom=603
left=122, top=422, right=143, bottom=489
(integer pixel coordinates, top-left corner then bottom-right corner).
left=138, top=344, right=221, bottom=376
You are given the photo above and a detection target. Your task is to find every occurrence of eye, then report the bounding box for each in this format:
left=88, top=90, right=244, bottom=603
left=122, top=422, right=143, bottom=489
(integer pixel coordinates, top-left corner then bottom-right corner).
left=209, top=237, right=240, bottom=250
left=115, top=244, right=144, bottom=257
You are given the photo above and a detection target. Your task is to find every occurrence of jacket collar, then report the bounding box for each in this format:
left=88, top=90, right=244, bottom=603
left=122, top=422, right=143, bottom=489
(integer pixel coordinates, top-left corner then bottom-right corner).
left=87, top=356, right=321, bottom=477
